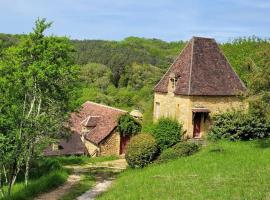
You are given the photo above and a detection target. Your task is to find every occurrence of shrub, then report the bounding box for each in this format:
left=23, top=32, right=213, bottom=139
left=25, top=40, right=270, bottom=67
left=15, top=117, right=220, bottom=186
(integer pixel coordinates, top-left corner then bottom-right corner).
left=125, top=133, right=158, bottom=168
left=208, top=110, right=270, bottom=141
left=117, top=113, right=142, bottom=136
left=157, top=142, right=200, bottom=163
left=152, top=118, right=183, bottom=150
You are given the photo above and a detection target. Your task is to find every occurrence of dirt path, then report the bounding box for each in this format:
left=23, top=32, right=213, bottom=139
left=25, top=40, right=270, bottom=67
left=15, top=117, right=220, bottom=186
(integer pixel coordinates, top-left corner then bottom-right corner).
left=77, top=179, right=114, bottom=200
left=76, top=159, right=127, bottom=200
left=34, top=159, right=127, bottom=200
left=34, top=174, right=81, bottom=200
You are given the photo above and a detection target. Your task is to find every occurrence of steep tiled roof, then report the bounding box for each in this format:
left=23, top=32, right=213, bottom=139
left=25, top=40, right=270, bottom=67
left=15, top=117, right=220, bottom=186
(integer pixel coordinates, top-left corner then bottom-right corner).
left=44, top=133, right=86, bottom=156
left=154, top=37, right=247, bottom=95
left=69, top=101, right=126, bottom=145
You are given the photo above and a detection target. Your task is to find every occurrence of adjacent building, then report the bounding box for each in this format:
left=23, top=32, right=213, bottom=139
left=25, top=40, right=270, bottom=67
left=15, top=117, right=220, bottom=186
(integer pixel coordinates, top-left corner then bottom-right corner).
left=45, top=101, right=130, bottom=157
left=153, top=37, right=247, bottom=138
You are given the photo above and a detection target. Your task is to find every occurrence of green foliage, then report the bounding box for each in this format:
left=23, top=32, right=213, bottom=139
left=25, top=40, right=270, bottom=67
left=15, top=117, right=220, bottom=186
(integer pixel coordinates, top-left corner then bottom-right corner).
left=0, top=18, right=79, bottom=195
left=246, top=48, right=270, bottom=120
left=117, top=114, right=142, bottom=136
left=72, top=37, right=185, bottom=69
left=152, top=118, right=183, bottom=150
left=1, top=170, right=68, bottom=200
left=208, top=110, right=270, bottom=141
left=157, top=142, right=200, bottom=163
left=125, top=134, right=158, bottom=168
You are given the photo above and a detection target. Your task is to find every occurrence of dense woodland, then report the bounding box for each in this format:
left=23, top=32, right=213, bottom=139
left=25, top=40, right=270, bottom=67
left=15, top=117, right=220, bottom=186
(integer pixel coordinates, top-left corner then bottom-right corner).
left=1, top=33, right=270, bottom=125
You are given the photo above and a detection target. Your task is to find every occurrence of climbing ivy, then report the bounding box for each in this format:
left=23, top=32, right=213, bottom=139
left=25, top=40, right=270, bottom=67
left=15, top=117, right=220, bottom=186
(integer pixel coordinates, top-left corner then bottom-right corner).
left=117, top=113, right=142, bottom=136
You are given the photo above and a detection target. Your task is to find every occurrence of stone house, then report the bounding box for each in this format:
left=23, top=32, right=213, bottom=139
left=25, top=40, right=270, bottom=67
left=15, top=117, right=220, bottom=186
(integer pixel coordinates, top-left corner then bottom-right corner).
left=153, top=37, right=247, bottom=138
left=45, top=101, right=131, bottom=157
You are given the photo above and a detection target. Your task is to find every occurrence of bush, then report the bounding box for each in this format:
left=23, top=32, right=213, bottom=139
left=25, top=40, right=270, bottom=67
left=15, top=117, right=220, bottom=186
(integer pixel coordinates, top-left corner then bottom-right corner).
left=208, top=110, right=270, bottom=141
left=125, top=133, right=158, bottom=168
left=152, top=118, right=183, bottom=150
left=117, top=113, right=142, bottom=136
left=157, top=142, right=200, bottom=163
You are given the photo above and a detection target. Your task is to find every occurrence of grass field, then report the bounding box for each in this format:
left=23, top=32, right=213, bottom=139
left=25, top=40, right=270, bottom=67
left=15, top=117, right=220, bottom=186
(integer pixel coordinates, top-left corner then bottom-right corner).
left=98, top=140, right=270, bottom=200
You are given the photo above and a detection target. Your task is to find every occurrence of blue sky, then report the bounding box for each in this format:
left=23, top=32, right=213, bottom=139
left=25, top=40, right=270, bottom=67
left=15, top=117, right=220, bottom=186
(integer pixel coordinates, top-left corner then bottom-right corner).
left=0, top=0, right=269, bottom=42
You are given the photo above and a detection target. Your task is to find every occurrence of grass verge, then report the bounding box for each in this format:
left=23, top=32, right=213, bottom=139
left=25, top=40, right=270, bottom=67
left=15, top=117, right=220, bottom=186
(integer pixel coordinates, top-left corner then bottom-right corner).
left=98, top=140, right=270, bottom=200
left=1, top=170, right=68, bottom=200
left=46, top=155, right=118, bottom=166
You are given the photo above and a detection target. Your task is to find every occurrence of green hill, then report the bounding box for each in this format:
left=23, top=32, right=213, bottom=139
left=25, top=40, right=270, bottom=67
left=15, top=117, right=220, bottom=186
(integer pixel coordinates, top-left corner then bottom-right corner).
left=98, top=141, right=270, bottom=200
left=1, top=34, right=270, bottom=123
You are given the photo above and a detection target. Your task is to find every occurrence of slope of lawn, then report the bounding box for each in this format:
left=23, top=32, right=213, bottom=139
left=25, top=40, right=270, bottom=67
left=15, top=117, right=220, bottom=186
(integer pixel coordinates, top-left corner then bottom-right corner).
left=98, top=141, right=270, bottom=200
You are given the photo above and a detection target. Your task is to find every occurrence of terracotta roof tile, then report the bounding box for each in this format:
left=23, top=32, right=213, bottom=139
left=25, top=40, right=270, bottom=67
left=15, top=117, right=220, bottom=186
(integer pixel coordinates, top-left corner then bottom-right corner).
left=154, top=37, right=247, bottom=96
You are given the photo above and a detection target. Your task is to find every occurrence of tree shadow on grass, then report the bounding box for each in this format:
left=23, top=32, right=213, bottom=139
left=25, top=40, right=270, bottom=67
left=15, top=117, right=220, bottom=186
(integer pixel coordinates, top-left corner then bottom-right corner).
left=255, top=139, right=270, bottom=149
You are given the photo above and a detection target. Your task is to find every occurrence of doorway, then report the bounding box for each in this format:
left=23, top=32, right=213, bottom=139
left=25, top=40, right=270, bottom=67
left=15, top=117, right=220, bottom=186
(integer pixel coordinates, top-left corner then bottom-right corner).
left=193, top=113, right=201, bottom=138
left=120, top=135, right=130, bottom=154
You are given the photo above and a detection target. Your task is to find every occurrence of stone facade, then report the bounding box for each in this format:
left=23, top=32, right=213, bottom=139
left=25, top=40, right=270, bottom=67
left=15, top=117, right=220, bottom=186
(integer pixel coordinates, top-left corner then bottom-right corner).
left=82, top=130, right=121, bottom=157
left=153, top=92, right=246, bottom=138
left=84, top=140, right=99, bottom=157
left=99, top=131, right=121, bottom=156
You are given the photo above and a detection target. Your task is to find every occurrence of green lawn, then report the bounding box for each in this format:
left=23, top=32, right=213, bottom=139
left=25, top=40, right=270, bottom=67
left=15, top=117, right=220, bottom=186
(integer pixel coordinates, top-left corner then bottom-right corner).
left=98, top=141, right=270, bottom=200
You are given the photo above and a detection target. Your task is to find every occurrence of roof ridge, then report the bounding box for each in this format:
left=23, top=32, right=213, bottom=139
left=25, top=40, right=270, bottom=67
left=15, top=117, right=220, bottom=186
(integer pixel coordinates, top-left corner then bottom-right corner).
left=192, top=36, right=215, bottom=40
left=84, top=101, right=127, bottom=113
left=188, top=37, right=195, bottom=95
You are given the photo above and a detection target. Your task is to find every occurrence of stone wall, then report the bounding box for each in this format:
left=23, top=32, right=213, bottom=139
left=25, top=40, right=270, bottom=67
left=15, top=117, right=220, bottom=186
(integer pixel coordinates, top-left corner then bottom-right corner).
left=99, top=130, right=120, bottom=156
left=153, top=92, right=247, bottom=138
left=84, top=140, right=99, bottom=157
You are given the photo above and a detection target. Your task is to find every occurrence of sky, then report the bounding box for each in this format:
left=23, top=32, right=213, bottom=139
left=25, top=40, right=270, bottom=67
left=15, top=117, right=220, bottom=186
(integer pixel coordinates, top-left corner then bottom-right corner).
left=0, top=0, right=269, bottom=42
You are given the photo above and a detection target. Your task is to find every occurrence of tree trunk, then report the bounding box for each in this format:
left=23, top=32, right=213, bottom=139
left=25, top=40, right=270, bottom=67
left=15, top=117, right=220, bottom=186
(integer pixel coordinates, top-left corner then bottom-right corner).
left=0, top=170, right=4, bottom=198
left=3, top=165, right=7, bottom=184
left=7, top=162, right=20, bottom=196
left=24, top=155, right=30, bottom=186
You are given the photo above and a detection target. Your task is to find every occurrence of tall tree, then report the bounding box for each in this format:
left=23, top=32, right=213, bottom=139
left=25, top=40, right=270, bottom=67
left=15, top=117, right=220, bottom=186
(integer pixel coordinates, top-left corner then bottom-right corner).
left=0, top=18, right=78, bottom=196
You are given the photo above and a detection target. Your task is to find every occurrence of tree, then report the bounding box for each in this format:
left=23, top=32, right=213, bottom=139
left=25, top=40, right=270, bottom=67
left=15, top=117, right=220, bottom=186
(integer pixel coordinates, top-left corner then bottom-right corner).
left=247, top=48, right=270, bottom=120
left=0, top=18, right=78, bottom=196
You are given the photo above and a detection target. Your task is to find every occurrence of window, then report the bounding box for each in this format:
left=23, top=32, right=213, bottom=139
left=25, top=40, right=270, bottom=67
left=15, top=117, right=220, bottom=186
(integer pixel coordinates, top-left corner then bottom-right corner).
left=155, top=102, right=160, bottom=119
left=170, top=78, right=176, bottom=89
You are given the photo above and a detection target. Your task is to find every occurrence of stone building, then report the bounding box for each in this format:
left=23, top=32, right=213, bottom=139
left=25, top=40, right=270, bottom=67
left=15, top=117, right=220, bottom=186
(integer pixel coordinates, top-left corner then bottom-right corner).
left=45, top=101, right=131, bottom=157
left=153, top=37, right=247, bottom=138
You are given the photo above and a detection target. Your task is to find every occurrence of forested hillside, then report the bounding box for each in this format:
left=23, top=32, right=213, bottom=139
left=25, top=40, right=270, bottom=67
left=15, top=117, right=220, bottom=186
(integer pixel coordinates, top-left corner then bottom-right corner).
left=1, top=33, right=270, bottom=124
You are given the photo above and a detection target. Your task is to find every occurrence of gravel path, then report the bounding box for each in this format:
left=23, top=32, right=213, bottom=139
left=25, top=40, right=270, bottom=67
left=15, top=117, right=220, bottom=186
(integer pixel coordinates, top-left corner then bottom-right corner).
left=76, top=159, right=127, bottom=200
left=34, top=159, right=127, bottom=200
left=76, top=179, right=114, bottom=200
left=34, top=174, right=81, bottom=200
